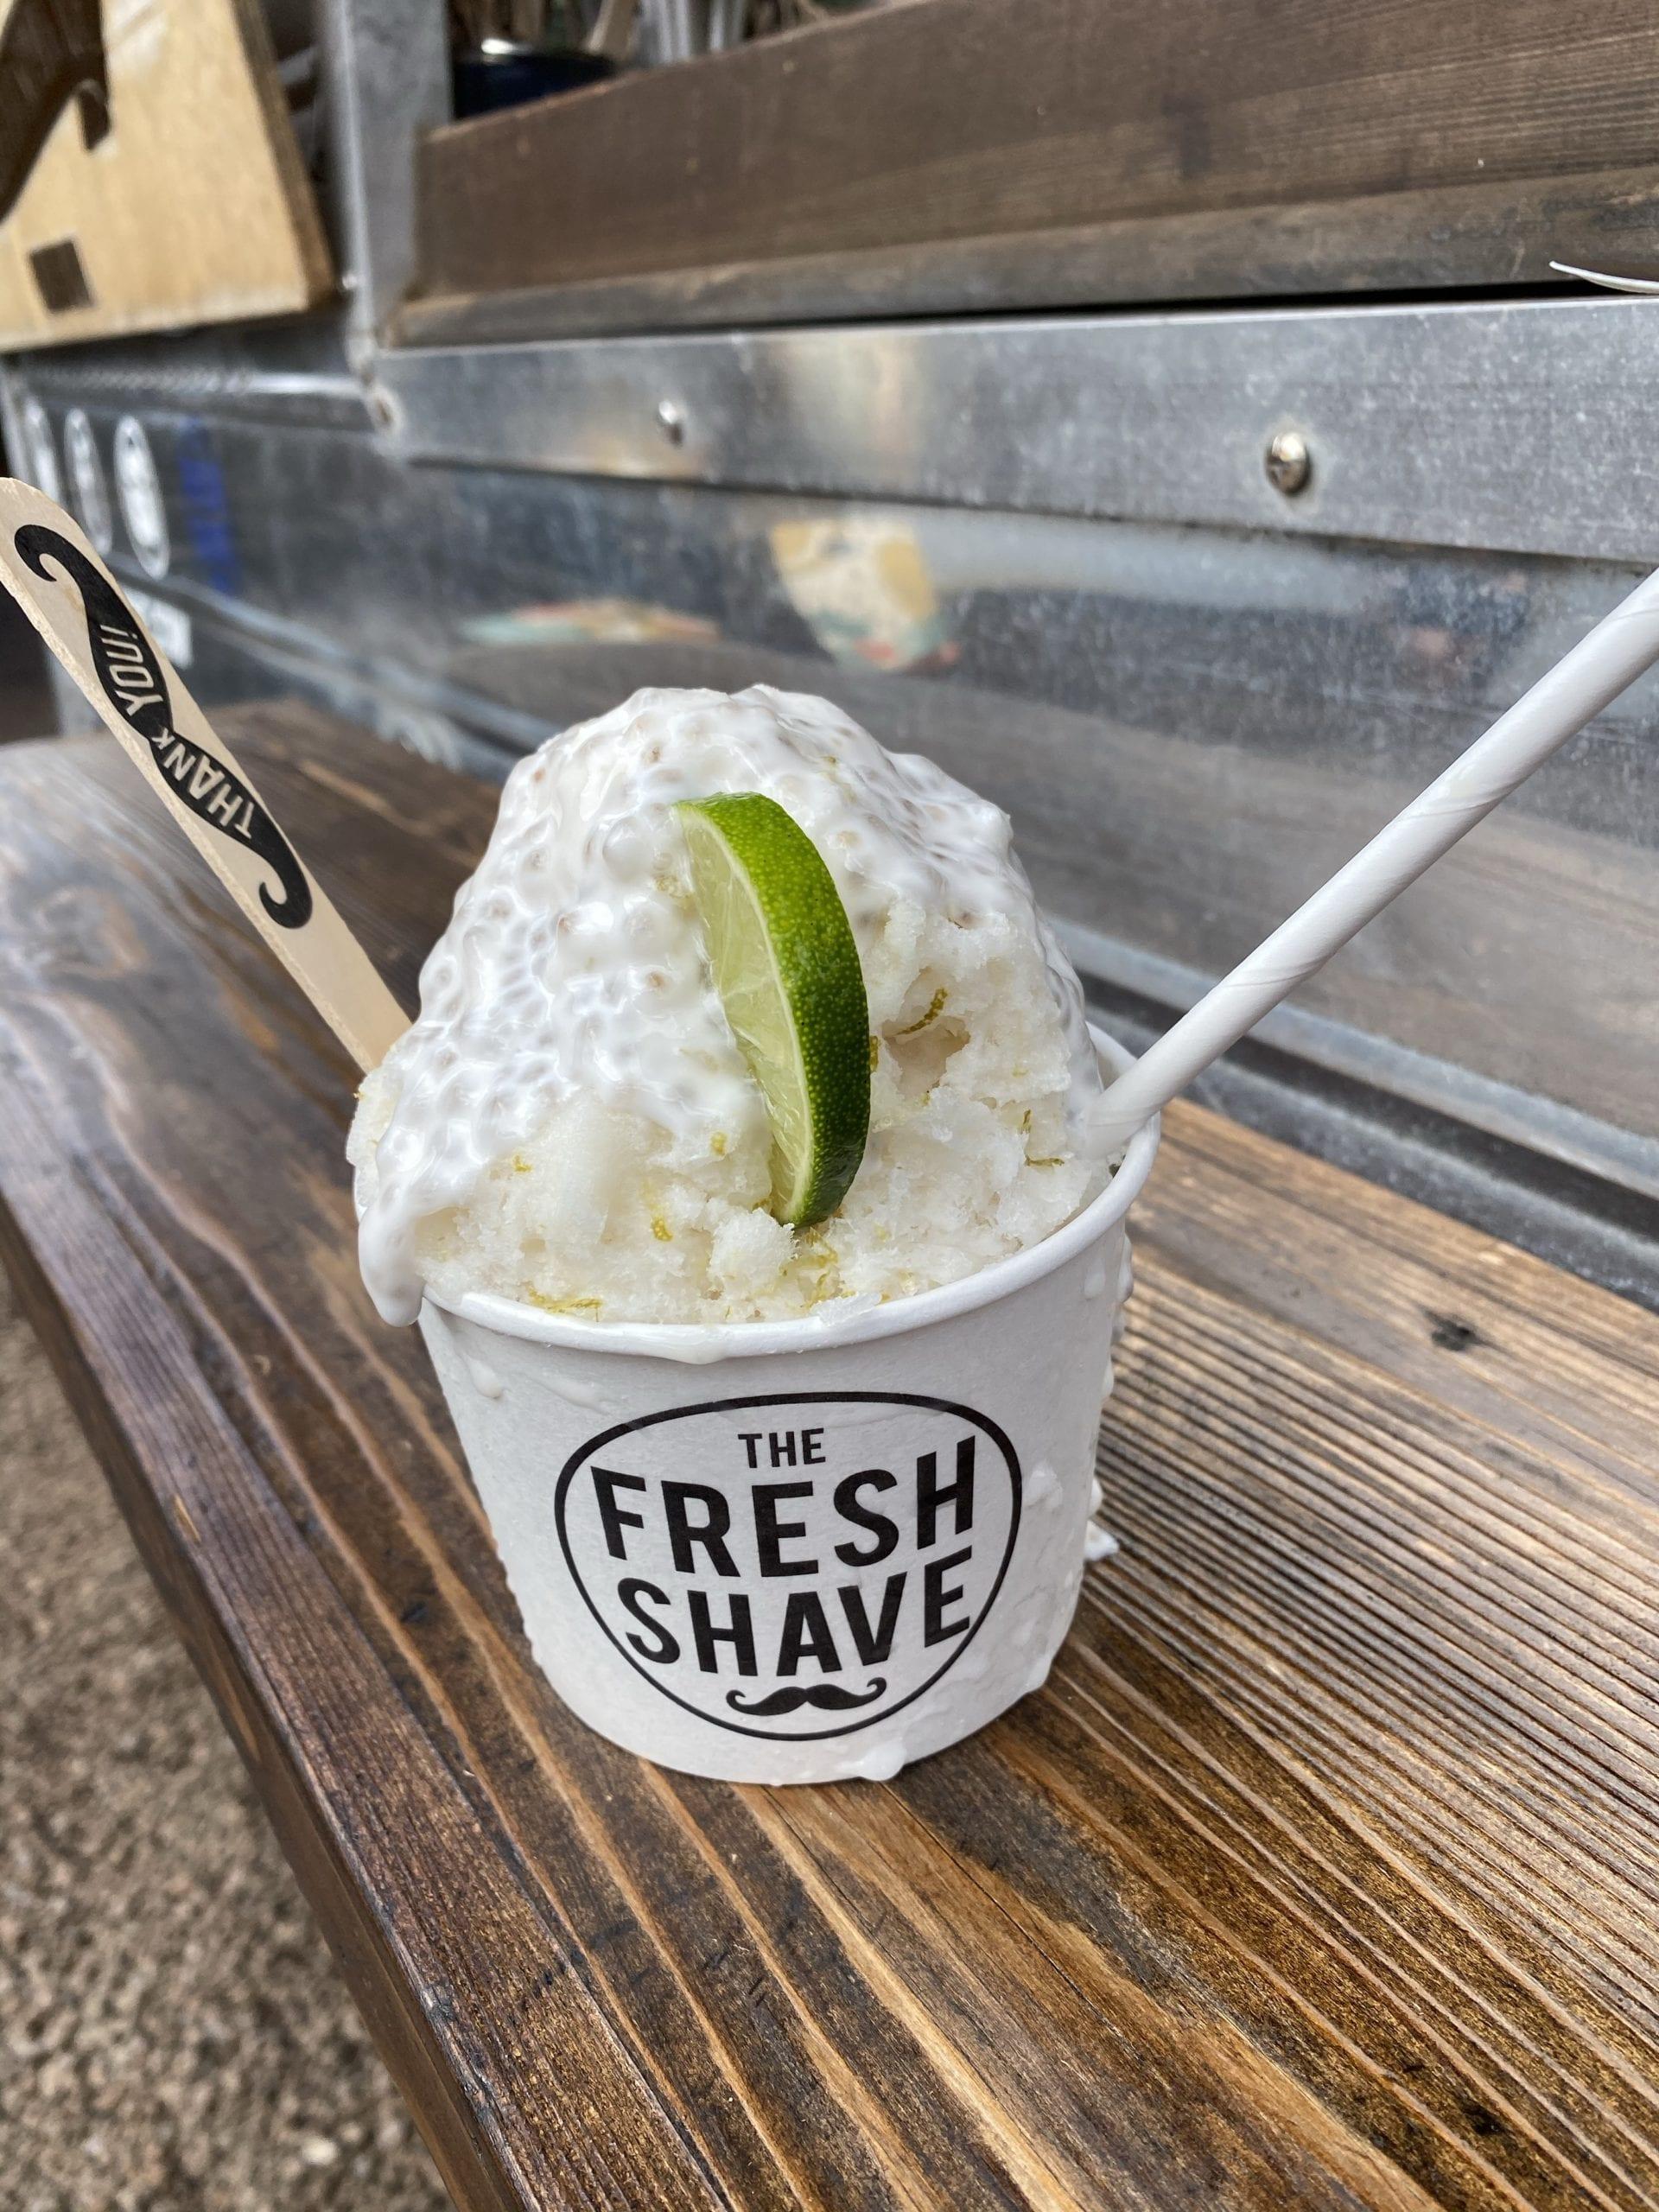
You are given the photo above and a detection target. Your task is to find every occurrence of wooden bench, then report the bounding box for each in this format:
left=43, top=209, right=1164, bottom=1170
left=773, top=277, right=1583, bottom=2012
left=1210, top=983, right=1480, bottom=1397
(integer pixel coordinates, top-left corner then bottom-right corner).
left=2, top=702, right=1656, bottom=2212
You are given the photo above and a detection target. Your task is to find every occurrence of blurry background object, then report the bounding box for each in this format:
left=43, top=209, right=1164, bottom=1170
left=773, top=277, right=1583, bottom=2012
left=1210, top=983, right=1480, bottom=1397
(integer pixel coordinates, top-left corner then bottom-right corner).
left=770, top=514, right=957, bottom=672
left=0, top=0, right=110, bottom=228
left=633, top=0, right=881, bottom=65
left=0, top=0, right=330, bottom=350
left=460, top=594, right=719, bottom=645
left=445, top=0, right=889, bottom=71
left=448, top=2, right=614, bottom=113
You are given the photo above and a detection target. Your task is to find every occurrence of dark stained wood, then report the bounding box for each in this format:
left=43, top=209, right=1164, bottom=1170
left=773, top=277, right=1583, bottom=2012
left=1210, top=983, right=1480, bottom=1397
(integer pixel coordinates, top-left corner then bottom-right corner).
left=399, top=168, right=1659, bottom=346
left=412, top=0, right=1659, bottom=334
left=3, top=700, right=1659, bottom=2209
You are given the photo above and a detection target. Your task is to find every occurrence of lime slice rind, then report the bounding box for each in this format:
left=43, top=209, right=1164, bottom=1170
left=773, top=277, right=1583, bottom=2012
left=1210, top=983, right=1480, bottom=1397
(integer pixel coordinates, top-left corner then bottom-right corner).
left=677, top=793, right=871, bottom=1227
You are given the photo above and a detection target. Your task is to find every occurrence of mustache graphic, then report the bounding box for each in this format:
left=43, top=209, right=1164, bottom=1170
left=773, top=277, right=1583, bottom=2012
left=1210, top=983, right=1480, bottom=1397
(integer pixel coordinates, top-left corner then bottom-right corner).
left=13, top=526, right=313, bottom=928
left=727, top=1678, right=887, bottom=1716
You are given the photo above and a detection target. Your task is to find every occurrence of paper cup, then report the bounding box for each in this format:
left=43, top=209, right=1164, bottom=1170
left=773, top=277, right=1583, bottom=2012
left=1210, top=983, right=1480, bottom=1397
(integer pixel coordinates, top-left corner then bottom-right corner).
left=418, top=1033, right=1159, bottom=1783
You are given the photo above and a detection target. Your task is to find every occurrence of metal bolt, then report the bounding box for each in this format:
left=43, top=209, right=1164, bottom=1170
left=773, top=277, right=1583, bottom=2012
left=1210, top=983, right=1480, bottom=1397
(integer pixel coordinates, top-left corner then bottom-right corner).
left=1265, top=429, right=1312, bottom=496
left=657, top=399, right=686, bottom=447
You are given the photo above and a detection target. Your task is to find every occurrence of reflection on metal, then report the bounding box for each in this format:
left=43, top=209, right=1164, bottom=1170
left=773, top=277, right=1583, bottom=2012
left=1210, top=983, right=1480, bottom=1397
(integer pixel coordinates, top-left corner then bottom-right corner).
left=770, top=517, right=957, bottom=672
left=379, top=296, right=1659, bottom=563
left=1263, top=429, right=1312, bottom=498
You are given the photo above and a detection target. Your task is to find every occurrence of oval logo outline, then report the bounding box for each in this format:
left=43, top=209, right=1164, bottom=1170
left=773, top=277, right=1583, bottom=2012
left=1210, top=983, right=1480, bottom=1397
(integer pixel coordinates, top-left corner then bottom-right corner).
left=554, top=1390, right=1023, bottom=1740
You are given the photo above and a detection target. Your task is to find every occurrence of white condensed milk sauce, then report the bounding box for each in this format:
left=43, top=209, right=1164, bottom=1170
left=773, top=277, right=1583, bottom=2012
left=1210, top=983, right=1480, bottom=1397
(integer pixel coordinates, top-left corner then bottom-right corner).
left=350, top=687, right=1106, bottom=1328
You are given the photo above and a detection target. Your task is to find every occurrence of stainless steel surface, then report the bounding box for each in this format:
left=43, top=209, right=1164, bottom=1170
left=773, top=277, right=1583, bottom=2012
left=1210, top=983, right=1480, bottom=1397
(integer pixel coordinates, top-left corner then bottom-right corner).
left=8, top=375, right=1655, bottom=1204
left=379, top=296, right=1659, bottom=565
left=15, top=321, right=368, bottom=429
left=317, top=0, right=449, bottom=349
left=1264, top=429, right=1311, bottom=498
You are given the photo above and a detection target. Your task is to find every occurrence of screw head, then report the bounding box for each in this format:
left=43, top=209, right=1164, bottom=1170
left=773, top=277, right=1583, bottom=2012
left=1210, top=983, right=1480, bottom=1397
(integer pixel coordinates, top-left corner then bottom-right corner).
left=1265, top=429, right=1311, bottom=496
left=657, top=399, right=686, bottom=447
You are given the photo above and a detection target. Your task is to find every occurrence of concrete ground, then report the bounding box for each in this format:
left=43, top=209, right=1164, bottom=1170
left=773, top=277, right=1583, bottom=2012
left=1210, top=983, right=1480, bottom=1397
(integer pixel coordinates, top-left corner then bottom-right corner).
left=0, top=1268, right=450, bottom=2212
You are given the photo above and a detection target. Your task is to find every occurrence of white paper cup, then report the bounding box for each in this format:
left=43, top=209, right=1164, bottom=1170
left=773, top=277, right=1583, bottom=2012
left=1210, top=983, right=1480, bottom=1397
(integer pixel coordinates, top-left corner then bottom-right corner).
left=418, top=1033, right=1159, bottom=1783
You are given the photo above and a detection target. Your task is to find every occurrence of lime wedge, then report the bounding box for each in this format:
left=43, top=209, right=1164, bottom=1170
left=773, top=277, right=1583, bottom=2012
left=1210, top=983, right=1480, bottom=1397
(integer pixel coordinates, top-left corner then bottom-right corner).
left=677, top=792, right=870, bottom=1227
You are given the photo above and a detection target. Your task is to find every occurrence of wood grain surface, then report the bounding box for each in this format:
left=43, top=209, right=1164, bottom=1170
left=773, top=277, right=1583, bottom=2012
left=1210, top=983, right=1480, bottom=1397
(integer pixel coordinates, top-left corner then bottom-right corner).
left=413, top=0, right=1659, bottom=333
left=2, top=702, right=1657, bottom=2211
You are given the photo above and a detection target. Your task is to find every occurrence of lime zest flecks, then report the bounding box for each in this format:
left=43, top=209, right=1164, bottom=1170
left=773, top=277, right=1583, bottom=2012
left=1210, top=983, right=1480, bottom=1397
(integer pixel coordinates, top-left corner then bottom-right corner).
left=896, top=986, right=949, bottom=1036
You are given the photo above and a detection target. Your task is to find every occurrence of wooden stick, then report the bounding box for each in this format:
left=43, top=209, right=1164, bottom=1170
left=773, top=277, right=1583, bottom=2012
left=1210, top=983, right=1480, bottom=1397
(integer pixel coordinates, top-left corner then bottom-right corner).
left=0, top=480, right=408, bottom=1073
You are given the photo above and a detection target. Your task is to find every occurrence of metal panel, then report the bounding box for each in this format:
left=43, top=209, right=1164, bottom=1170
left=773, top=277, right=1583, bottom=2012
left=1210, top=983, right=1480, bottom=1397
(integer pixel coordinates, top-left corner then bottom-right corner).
left=317, top=0, right=450, bottom=351
left=16, top=320, right=368, bottom=429
left=378, top=295, right=1659, bottom=564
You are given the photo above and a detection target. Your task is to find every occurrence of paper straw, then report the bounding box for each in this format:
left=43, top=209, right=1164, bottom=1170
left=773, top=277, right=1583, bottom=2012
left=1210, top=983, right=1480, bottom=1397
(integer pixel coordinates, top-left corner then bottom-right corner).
left=1090, top=563, right=1659, bottom=1150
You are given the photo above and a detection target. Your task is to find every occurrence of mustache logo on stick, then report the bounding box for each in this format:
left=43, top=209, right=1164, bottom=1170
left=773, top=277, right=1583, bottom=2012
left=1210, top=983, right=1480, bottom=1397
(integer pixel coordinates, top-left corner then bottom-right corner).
left=15, top=525, right=313, bottom=929
left=727, top=1679, right=887, bottom=1717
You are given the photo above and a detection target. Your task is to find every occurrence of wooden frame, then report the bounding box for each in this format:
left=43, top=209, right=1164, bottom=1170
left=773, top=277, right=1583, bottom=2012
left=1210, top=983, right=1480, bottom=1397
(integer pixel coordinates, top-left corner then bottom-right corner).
left=409, top=0, right=1659, bottom=340
left=0, top=0, right=331, bottom=352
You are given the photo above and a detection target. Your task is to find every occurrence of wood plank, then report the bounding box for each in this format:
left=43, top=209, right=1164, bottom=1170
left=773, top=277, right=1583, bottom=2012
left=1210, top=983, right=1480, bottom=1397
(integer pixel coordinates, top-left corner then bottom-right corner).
left=1, top=702, right=1657, bottom=2209
left=0, top=0, right=331, bottom=353
left=413, top=0, right=1659, bottom=331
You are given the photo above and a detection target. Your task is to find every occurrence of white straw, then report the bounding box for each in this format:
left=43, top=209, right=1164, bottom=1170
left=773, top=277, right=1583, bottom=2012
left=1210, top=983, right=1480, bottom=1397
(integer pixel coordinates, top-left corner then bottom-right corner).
left=1090, top=563, right=1659, bottom=1150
